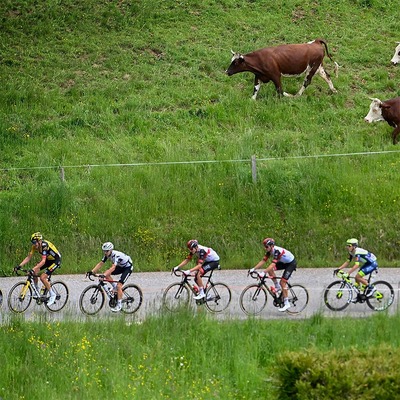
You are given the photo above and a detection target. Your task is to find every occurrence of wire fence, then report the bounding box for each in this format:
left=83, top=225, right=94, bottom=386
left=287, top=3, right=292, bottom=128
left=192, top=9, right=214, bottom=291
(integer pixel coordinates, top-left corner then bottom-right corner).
left=2, top=149, right=400, bottom=183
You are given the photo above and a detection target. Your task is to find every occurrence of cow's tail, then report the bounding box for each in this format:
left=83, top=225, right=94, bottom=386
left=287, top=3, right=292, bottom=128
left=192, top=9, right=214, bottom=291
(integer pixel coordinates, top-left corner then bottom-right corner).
left=319, top=39, right=339, bottom=78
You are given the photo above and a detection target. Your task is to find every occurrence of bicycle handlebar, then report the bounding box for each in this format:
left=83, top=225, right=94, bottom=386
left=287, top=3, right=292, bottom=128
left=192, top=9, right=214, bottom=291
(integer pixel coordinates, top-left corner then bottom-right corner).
left=13, top=266, right=38, bottom=278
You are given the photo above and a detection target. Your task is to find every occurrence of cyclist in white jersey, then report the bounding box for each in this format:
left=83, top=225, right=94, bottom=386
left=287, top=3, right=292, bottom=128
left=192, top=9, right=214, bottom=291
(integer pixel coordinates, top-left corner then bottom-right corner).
left=174, top=240, right=220, bottom=300
left=249, top=238, right=297, bottom=312
left=334, top=238, right=378, bottom=297
left=89, top=242, right=133, bottom=312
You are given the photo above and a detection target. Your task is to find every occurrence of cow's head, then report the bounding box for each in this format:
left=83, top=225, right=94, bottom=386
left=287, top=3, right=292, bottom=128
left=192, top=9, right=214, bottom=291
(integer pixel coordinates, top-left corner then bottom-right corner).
left=391, top=42, right=400, bottom=65
left=225, top=50, right=246, bottom=76
left=364, top=98, right=385, bottom=123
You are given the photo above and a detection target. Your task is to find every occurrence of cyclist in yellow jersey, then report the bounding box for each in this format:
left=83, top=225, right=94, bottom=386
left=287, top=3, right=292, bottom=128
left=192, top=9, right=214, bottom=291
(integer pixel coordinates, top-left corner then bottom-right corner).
left=17, top=232, right=62, bottom=306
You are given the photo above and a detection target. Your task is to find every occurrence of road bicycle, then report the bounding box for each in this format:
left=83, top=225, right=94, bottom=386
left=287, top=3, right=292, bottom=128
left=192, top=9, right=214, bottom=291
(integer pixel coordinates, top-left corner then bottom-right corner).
left=163, top=267, right=232, bottom=313
left=324, top=269, right=394, bottom=312
left=79, top=273, right=143, bottom=315
left=8, top=267, right=69, bottom=313
left=239, top=271, right=309, bottom=315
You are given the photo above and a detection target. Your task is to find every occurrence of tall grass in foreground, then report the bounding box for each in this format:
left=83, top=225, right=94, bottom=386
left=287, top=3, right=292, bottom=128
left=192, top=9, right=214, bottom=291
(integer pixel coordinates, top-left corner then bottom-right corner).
left=1, top=311, right=400, bottom=399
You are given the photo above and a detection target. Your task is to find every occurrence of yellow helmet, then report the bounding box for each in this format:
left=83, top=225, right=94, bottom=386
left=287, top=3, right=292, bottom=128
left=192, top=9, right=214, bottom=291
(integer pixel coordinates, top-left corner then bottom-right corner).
left=31, top=232, right=43, bottom=243
left=346, top=238, right=358, bottom=247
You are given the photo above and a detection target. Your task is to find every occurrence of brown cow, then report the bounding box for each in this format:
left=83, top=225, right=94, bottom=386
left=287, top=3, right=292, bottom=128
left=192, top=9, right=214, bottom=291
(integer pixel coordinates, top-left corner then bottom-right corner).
left=364, top=97, right=400, bottom=144
left=225, top=38, right=339, bottom=100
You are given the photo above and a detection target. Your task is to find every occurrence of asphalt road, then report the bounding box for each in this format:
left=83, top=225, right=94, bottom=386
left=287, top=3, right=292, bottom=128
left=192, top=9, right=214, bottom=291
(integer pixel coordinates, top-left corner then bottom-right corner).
left=1, top=268, right=399, bottom=323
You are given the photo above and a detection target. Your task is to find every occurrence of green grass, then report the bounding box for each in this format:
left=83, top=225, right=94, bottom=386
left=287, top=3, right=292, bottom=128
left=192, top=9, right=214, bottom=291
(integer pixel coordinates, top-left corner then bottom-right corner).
left=1, top=0, right=400, bottom=272
left=1, top=311, right=399, bottom=399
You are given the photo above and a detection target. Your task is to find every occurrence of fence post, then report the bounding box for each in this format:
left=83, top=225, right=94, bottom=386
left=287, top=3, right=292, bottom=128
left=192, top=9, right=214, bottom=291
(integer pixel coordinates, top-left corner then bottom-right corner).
left=60, top=167, right=65, bottom=182
left=251, top=155, right=257, bottom=183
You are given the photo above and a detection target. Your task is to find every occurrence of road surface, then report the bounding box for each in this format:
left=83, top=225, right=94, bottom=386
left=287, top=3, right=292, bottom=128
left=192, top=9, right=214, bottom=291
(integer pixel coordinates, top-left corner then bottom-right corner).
left=0, top=268, right=399, bottom=323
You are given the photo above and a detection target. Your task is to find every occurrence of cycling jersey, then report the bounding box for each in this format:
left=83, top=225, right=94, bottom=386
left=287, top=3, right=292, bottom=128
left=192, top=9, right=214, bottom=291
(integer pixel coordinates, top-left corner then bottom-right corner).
left=102, top=250, right=133, bottom=270
left=347, top=247, right=377, bottom=266
left=187, top=244, right=220, bottom=264
left=29, top=240, right=61, bottom=263
left=263, top=245, right=294, bottom=264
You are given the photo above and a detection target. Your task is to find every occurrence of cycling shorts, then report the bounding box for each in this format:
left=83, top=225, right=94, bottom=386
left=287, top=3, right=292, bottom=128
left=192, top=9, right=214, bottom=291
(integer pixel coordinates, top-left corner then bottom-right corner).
left=41, top=260, right=61, bottom=276
left=275, top=259, right=297, bottom=282
left=359, top=261, right=378, bottom=277
left=112, top=265, right=133, bottom=284
left=199, top=260, right=220, bottom=276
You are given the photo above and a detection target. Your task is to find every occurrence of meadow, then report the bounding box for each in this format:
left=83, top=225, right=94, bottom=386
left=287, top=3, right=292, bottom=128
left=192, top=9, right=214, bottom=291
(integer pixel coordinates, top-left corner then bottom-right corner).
left=1, top=0, right=400, bottom=272
left=1, top=311, right=400, bottom=399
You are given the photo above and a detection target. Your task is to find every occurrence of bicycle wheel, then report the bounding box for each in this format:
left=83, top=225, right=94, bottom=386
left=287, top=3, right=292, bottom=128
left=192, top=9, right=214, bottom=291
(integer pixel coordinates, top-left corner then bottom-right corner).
left=239, top=284, right=268, bottom=316
left=45, top=281, right=69, bottom=312
left=8, top=282, right=32, bottom=313
left=79, top=285, right=105, bottom=315
left=0, top=289, right=2, bottom=307
left=324, top=281, right=352, bottom=311
left=163, top=283, right=191, bottom=312
left=286, top=284, right=309, bottom=315
left=121, top=284, right=143, bottom=314
left=366, top=281, right=395, bottom=311
left=205, top=282, right=232, bottom=313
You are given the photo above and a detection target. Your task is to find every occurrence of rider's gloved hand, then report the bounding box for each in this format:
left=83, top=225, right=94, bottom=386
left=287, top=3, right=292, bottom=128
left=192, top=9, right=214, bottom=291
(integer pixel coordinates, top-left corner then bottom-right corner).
left=183, top=270, right=191, bottom=276
left=13, top=265, right=21, bottom=273
left=257, top=271, right=266, bottom=278
left=173, top=266, right=180, bottom=272
left=28, top=269, right=35, bottom=276
left=342, top=272, right=349, bottom=279
left=249, top=268, right=255, bottom=273
left=99, top=274, right=106, bottom=279
left=333, top=268, right=340, bottom=276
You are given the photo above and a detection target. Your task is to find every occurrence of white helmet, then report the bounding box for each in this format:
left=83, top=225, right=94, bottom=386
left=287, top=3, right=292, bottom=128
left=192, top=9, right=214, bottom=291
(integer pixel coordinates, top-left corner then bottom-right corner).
left=102, top=242, right=114, bottom=251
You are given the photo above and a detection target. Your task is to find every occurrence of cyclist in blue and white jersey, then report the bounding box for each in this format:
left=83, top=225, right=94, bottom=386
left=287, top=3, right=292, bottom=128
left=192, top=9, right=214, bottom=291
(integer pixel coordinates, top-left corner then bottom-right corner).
left=334, top=238, right=378, bottom=297
left=249, top=238, right=297, bottom=312
left=174, top=240, right=220, bottom=300
left=89, top=242, right=133, bottom=312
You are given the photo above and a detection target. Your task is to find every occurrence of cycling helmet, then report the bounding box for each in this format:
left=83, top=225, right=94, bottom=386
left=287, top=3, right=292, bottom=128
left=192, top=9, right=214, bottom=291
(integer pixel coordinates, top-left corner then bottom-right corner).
left=187, top=239, right=199, bottom=250
left=31, top=232, right=43, bottom=243
left=102, top=242, right=114, bottom=251
left=346, top=238, right=358, bottom=247
left=263, top=237, right=275, bottom=247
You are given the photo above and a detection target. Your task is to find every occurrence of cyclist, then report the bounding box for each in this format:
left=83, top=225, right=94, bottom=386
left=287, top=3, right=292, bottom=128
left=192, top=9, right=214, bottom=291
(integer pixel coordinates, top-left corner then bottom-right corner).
left=174, top=240, right=220, bottom=300
left=334, top=238, right=378, bottom=297
left=16, top=232, right=61, bottom=306
left=249, top=238, right=297, bottom=312
left=88, top=242, right=133, bottom=312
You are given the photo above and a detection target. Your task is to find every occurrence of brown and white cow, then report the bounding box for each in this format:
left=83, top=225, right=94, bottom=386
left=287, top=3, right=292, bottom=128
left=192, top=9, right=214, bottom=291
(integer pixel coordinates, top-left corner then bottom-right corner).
left=225, top=38, right=339, bottom=100
left=364, top=97, right=400, bottom=144
left=391, top=42, right=400, bottom=65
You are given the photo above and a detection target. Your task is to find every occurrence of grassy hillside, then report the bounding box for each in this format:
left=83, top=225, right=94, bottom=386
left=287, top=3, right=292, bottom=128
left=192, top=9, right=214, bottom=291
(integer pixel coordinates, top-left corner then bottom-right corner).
left=1, top=0, right=400, bottom=272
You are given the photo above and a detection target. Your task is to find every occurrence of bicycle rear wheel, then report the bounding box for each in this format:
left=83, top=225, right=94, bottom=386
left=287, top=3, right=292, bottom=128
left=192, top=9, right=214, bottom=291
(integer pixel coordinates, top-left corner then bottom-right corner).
left=121, top=284, right=143, bottom=314
left=45, top=281, right=69, bottom=312
left=79, top=285, right=105, bottom=315
left=0, top=289, right=2, bottom=308
left=205, top=283, right=231, bottom=313
left=239, top=284, right=268, bottom=316
left=163, top=283, right=191, bottom=312
left=324, top=281, right=352, bottom=311
left=286, top=284, right=309, bottom=314
left=366, top=281, right=395, bottom=311
left=8, top=282, right=32, bottom=313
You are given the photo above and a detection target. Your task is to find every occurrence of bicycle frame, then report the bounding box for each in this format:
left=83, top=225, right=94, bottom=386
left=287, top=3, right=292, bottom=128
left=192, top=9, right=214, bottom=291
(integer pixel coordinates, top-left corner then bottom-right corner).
left=248, top=272, right=285, bottom=305
left=16, top=269, right=49, bottom=303
left=173, top=269, right=217, bottom=302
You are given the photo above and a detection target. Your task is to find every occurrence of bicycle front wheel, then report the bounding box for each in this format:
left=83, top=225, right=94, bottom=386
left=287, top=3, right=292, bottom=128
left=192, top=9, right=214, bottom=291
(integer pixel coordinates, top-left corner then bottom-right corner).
left=286, top=284, right=309, bottom=315
left=8, top=282, right=32, bottom=313
left=205, top=283, right=231, bottom=313
left=239, top=284, right=268, bottom=316
left=163, top=283, right=191, bottom=312
left=79, top=285, right=105, bottom=315
left=45, top=281, right=69, bottom=312
left=121, top=284, right=143, bottom=314
left=324, top=281, right=352, bottom=311
left=366, top=281, right=395, bottom=311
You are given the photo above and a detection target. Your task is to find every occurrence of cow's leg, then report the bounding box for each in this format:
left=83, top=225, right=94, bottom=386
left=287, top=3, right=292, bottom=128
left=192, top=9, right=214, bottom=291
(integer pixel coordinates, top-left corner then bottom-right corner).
left=270, top=77, right=284, bottom=96
left=251, top=77, right=262, bottom=100
left=391, top=125, right=400, bottom=145
left=317, top=66, right=337, bottom=93
left=295, top=65, right=314, bottom=97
